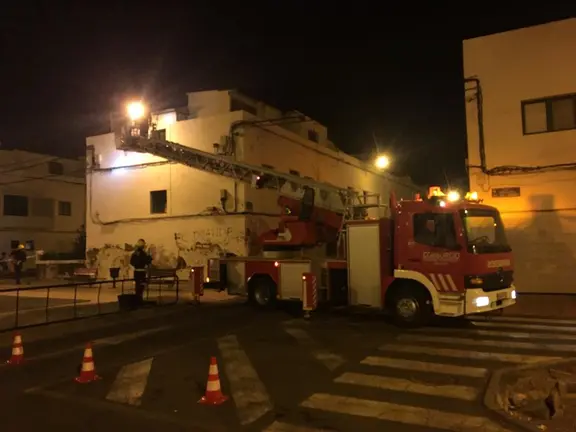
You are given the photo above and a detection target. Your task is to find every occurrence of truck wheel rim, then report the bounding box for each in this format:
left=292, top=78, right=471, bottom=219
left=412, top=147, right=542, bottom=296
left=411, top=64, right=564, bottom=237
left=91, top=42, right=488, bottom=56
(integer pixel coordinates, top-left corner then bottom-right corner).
left=396, top=298, right=418, bottom=319
left=255, top=286, right=270, bottom=305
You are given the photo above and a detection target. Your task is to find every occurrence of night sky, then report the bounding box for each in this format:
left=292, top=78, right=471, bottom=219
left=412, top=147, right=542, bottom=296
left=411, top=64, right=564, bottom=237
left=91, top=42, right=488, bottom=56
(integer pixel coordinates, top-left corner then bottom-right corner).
left=2, top=5, right=575, bottom=187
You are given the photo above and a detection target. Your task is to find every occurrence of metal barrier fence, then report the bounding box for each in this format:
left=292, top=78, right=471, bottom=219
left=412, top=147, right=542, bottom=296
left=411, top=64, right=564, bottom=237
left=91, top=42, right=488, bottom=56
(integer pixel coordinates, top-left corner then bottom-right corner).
left=0, top=275, right=179, bottom=331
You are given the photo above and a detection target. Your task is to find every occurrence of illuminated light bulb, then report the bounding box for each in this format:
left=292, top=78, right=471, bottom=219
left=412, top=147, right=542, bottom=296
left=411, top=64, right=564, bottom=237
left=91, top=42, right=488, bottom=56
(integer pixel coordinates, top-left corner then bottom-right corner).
left=374, top=155, right=390, bottom=169
left=127, top=101, right=146, bottom=121
left=447, top=191, right=460, bottom=202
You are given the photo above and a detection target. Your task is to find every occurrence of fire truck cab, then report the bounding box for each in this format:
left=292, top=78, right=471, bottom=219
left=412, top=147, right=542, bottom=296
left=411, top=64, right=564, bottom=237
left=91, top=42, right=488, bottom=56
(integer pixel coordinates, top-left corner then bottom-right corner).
left=210, top=187, right=517, bottom=327
left=371, top=188, right=516, bottom=325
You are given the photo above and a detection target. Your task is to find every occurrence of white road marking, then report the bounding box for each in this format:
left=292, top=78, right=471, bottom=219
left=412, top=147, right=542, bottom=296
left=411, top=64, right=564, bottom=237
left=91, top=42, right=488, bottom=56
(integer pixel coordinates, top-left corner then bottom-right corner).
left=361, top=356, right=488, bottom=378
left=106, top=358, right=153, bottom=406
left=471, top=320, right=576, bottom=333
left=282, top=326, right=345, bottom=371
left=263, top=421, right=330, bottom=431
left=416, top=326, right=576, bottom=342
left=301, top=393, right=513, bottom=431
left=95, top=326, right=172, bottom=346
left=381, top=344, right=560, bottom=363
left=470, top=315, right=576, bottom=325
left=217, top=334, right=272, bottom=425
left=335, top=372, right=479, bottom=401
left=398, top=333, right=576, bottom=353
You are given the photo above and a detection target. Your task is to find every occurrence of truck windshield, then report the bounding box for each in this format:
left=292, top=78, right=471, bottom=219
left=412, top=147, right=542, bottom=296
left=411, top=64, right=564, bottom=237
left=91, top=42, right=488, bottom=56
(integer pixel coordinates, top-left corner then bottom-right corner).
left=459, top=209, right=511, bottom=254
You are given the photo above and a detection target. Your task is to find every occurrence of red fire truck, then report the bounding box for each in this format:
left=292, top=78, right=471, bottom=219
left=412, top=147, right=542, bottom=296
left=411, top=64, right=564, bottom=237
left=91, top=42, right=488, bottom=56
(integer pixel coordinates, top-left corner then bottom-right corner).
left=120, top=108, right=517, bottom=326
left=209, top=187, right=516, bottom=326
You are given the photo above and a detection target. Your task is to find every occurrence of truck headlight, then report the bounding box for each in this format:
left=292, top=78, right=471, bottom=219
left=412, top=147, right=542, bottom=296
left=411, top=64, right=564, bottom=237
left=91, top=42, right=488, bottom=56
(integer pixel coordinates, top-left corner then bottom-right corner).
left=474, top=296, right=490, bottom=307
left=511, top=290, right=516, bottom=299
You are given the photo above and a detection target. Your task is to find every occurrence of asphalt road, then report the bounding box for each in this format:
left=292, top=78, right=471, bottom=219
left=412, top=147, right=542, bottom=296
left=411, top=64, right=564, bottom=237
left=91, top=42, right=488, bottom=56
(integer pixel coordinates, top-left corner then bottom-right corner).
left=1, top=302, right=575, bottom=431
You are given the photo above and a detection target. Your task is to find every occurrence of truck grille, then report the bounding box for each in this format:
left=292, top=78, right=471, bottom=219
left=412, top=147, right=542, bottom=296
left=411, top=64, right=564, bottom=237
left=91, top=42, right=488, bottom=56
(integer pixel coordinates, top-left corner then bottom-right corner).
left=482, top=270, right=513, bottom=292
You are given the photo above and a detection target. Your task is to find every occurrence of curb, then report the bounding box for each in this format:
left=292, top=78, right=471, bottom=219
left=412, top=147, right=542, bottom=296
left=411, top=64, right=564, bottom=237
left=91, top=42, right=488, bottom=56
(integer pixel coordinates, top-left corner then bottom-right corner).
left=484, top=356, right=576, bottom=431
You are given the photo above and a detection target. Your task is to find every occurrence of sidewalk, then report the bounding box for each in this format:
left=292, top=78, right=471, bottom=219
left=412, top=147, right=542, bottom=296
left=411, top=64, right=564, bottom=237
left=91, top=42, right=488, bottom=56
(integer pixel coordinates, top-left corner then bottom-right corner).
left=501, top=293, right=576, bottom=319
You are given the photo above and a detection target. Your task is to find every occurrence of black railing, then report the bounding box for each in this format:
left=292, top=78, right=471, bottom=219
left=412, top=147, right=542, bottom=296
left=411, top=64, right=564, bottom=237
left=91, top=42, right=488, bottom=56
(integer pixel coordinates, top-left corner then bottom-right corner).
left=0, top=275, right=179, bottom=331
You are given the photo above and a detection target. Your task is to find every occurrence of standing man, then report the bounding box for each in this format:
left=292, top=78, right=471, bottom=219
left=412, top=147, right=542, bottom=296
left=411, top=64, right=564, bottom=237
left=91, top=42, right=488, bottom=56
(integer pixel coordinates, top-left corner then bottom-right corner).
left=10, top=244, right=27, bottom=285
left=130, top=239, right=152, bottom=303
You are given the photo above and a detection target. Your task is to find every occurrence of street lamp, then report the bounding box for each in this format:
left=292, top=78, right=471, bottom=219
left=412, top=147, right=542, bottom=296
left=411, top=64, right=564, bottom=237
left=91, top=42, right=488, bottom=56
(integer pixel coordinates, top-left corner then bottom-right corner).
left=127, top=101, right=146, bottom=121
left=374, top=154, right=390, bottom=170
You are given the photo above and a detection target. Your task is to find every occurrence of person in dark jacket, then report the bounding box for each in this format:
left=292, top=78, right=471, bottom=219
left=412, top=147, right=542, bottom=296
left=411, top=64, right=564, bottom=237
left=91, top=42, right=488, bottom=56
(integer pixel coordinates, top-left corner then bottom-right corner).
left=10, top=244, right=27, bottom=285
left=130, top=239, right=152, bottom=302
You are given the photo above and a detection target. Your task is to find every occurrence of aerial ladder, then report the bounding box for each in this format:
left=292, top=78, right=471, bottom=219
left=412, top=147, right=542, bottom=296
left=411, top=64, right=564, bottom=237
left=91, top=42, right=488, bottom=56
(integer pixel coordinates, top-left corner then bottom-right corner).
left=118, top=114, right=387, bottom=251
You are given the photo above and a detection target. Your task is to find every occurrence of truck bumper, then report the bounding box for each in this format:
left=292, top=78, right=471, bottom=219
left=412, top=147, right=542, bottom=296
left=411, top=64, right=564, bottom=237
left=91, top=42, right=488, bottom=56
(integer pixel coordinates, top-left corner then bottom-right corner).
left=464, top=285, right=517, bottom=315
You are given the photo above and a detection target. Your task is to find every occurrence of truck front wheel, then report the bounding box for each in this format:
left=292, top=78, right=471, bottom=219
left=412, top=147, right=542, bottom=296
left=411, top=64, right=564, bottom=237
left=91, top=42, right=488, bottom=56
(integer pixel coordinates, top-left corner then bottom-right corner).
left=391, top=289, right=432, bottom=328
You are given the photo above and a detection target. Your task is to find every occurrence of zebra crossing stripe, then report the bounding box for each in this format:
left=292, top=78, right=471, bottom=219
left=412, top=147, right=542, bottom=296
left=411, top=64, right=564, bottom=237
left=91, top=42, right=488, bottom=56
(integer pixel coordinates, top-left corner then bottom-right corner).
left=361, top=356, right=488, bottom=378
left=105, top=358, right=153, bottom=406
left=334, top=372, right=479, bottom=401
left=380, top=343, right=560, bottom=363
left=399, top=333, right=576, bottom=352
left=471, top=320, right=576, bottom=333
left=217, top=334, right=273, bottom=425
left=282, top=325, right=345, bottom=371
left=300, top=393, right=513, bottom=432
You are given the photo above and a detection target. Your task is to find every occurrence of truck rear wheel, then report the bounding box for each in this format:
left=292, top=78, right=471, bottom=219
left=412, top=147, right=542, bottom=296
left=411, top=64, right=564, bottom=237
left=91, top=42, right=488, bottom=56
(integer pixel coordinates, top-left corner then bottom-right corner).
left=248, top=275, right=277, bottom=309
left=391, top=289, right=432, bottom=328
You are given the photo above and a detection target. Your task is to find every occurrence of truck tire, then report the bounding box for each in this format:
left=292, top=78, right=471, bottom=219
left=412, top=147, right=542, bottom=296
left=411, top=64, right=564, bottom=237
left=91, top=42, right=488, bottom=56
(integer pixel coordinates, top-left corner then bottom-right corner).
left=248, top=276, right=277, bottom=309
left=391, top=288, right=432, bottom=328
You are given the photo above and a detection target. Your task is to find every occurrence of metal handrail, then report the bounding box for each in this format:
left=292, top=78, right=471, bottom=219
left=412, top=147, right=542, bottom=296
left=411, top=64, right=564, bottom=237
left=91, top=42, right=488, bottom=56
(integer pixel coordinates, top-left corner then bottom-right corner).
left=0, top=275, right=180, bottom=331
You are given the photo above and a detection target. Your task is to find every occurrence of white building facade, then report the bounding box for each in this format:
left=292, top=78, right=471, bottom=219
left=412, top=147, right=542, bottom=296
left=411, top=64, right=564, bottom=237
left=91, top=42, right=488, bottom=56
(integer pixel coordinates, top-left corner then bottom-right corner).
left=0, top=150, right=85, bottom=256
left=464, top=18, right=576, bottom=293
left=86, top=90, right=420, bottom=279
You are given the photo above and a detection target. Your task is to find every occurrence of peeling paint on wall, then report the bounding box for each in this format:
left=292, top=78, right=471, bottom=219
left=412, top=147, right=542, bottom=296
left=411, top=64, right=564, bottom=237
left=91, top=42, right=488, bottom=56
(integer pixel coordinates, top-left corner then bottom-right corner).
left=88, top=217, right=261, bottom=280
left=174, top=226, right=247, bottom=255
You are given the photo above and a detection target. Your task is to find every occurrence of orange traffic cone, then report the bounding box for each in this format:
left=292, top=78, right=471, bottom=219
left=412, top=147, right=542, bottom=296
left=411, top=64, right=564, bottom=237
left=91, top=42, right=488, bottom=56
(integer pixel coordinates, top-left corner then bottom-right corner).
left=6, top=332, right=24, bottom=365
left=75, top=343, right=100, bottom=383
left=198, top=356, right=228, bottom=405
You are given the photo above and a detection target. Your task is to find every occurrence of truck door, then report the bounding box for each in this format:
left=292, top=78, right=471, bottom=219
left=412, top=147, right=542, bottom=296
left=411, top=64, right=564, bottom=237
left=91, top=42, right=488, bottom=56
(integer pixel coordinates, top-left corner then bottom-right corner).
left=405, top=211, right=463, bottom=293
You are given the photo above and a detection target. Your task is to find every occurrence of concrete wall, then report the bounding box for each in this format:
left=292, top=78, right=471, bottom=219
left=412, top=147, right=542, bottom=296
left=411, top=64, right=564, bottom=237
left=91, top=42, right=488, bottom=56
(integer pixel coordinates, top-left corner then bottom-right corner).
left=0, top=150, right=85, bottom=255
left=464, top=18, right=576, bottom=293
left=87, top=109, right=254, bottom=279
left=87, top=90, right=419, bottom=279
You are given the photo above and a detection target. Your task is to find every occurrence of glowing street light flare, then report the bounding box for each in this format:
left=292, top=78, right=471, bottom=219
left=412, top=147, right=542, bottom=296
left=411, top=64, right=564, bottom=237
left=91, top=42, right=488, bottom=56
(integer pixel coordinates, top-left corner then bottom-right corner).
left=127, top=101, right=146, bottom=121
left=374, top=155, right=390, bottom=170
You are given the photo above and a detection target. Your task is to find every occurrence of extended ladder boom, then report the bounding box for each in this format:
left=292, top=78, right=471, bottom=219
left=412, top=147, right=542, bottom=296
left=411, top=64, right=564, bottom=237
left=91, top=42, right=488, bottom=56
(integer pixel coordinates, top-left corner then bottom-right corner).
left=119, top=132, right=375, bottom=214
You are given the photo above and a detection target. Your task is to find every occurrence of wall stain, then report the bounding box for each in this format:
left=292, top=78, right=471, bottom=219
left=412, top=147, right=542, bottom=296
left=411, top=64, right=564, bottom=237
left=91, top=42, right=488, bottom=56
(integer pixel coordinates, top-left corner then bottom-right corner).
left=89, top=216, right=276, bottom=279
